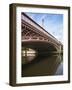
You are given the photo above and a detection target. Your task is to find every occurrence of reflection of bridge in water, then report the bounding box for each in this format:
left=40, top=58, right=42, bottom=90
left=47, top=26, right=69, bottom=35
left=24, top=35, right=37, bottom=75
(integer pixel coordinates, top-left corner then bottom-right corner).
left=21, top=13, right=63, bottom=54
left=22, top=55, right=63, bottom=77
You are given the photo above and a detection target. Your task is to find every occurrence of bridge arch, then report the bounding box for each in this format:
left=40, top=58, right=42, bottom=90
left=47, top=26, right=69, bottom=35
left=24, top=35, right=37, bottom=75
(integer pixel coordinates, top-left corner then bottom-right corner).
left=22, top=40, right=60, bottom=54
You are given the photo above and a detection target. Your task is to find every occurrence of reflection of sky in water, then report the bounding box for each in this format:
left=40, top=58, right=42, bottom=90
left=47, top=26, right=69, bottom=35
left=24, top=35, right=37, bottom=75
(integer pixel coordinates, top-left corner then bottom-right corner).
left=25, top=12, right=63, bottom=43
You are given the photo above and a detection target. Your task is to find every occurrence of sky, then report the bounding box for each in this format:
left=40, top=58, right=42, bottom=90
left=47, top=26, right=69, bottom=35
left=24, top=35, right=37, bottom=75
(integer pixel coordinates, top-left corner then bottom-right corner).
left=25, top=12, right=63, bottom=43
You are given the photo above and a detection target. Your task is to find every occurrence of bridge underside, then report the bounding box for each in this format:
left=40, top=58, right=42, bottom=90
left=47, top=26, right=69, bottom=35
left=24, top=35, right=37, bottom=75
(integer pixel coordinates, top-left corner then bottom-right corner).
left=22, top=40, right=57, bottom=53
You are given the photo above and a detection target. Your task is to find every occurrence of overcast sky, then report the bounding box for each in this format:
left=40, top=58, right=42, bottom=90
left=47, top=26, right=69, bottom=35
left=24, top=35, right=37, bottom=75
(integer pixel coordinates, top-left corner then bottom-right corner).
left=25, top=12, right=63, bottom=43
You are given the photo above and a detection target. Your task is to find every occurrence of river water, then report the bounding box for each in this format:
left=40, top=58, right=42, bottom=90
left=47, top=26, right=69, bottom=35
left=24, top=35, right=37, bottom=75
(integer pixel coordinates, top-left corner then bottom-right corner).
left=22, top=54, right=63, bottom=77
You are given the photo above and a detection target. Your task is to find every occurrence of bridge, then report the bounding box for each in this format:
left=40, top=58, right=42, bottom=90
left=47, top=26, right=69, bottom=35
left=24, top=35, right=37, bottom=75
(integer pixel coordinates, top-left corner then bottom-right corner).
left=21, top=12, right=63, bottom=54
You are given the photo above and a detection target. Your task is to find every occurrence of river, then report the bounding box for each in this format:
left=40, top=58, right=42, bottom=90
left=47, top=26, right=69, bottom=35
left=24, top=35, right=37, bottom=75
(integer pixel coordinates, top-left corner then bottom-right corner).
left=22, top=54, right=63, bottom=77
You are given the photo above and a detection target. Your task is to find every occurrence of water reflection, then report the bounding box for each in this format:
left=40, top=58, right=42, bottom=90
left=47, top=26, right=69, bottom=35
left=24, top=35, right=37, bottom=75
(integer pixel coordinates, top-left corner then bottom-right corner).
left=22, top=53, right=63, bottom=77
left=22, top=48, right=37, bottom=64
